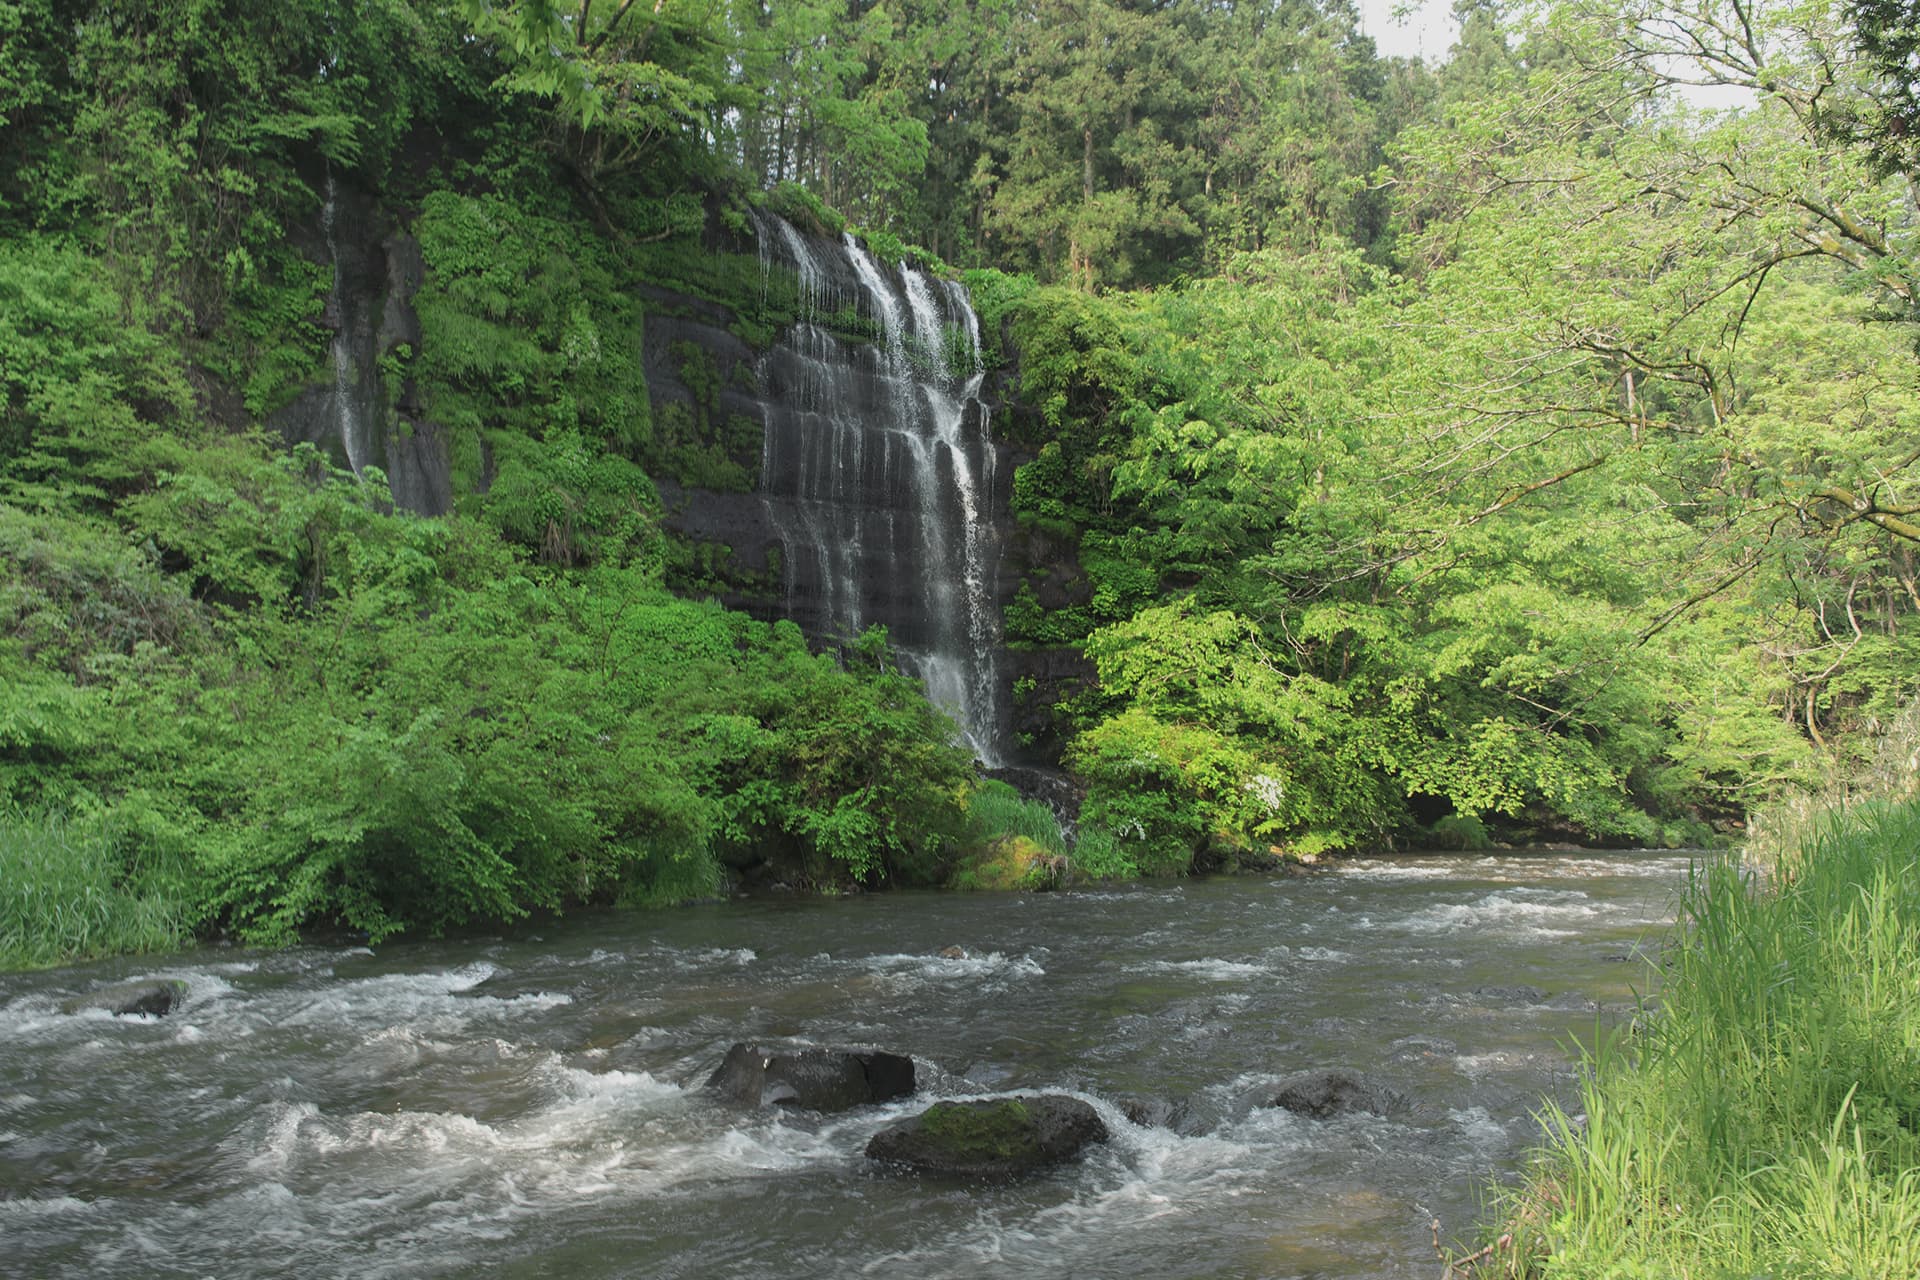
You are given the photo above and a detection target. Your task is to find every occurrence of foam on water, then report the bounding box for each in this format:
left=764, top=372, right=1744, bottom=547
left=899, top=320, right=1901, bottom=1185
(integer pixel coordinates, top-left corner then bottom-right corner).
left=257, top=963, right=571, bottom=1034
left=0, top=996, right=70, bottom=1039
left=1446, top=1106, right=1512, bottom=1153
left=240, top=1100, right=322, bottom=1175
left=854, top=950, right=1047, bottom=989
left=1388, top=890, right=1603, bottom=939
left=1338, top=860, right=1464, bottom=881
left=855, top=1096, right=1312, bottom=1278
left=1128, top=959, right=1271, bottom=981
left=0, top=1195, right=94, bottom=1218
left=661, top=946, right=758, bottom=969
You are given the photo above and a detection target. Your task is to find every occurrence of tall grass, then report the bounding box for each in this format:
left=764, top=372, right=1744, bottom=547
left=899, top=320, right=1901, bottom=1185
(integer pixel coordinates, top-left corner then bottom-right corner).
left=963, top=780, right=1067, bottom=857
left=0, top=810, right=188, bottom=970
left=1480, top=790, right=1920, bottom=1276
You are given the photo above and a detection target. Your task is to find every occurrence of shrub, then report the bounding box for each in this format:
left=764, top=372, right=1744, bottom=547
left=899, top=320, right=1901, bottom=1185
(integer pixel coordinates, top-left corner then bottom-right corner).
left=1428, top=813, right=1491, bottom=850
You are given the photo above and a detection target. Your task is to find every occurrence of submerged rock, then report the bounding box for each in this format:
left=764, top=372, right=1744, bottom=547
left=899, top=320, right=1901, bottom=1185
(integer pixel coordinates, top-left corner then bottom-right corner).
left=61, top=979, right=187, bottom=1018
left=1472, top=984, right=1548, bottom=1004
left=865, top=1095, right=1108, bottom=1179
left=705, top=1042, right=916, bottom=1112
left=1388, top=1035, right=1458, bottom=1063
left=1254, top=1068, right=1408, bottom=1120
left=1112, top=1092, right=1190, bottom=1131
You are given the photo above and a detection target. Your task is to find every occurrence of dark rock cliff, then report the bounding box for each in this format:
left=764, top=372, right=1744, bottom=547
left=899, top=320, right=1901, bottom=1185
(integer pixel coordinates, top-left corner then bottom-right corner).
left=265, top=193, right=1088, bottom=766
left=269, top=175, right=451, bottom=517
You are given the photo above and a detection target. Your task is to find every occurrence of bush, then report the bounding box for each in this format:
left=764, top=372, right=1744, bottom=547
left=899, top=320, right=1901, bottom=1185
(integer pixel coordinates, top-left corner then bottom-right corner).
left=1427, top=813, right=1491, bottom=850
left=1067, top=824, right=1137, bottom=881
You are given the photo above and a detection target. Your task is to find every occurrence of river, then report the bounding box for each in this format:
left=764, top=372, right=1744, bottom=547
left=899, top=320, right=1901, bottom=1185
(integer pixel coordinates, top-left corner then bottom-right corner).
left=0, top=849, right=1689, bottom=1279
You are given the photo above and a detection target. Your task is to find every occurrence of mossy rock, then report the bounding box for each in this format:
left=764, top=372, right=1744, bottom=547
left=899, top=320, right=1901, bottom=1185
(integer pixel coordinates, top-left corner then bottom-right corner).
left=948, top=836, right=1064, bottom=891
left=865, top=1095, right=1108, bottom=1179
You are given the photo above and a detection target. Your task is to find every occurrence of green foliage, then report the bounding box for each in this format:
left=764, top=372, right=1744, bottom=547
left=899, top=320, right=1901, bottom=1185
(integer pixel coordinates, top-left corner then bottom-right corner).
left=415, top=190, right=652, bottom=465
left=479, top=429, right=659, bottom=565
left=1426, top=814, right=1491, bottom=852
left=1066, top=824, right=1137, bottom=881
left=947, top=835, right=1064, bottom=891
left=1497, top=796, right=1920, bottom=1277
left=2, top=401, right=980, bottom=957
left=763, top=181, right=845, bottom=239
left=962, top=779, right=1066, bottom=857
left=203, top=244, right=331, bottom=418
left=646, top=342, right=760, bottom=491
left=958, top=269, right=1035, bottom=371
left=0, top=809, right=189, bottom=970
left=0, top=238, right=189, bottom=504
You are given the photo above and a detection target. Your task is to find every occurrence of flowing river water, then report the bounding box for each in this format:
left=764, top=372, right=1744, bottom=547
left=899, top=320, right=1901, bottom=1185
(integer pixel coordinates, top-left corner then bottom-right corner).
left=0, top=850, right=1691, bottom=1278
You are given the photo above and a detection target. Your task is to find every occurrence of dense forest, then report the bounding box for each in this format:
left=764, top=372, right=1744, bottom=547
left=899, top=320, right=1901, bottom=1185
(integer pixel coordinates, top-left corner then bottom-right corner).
left=4, top=0, right=1920, bottom=961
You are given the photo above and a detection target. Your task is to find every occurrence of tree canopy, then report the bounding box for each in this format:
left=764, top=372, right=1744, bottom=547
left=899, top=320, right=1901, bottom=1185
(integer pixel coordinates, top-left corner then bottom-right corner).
left=4, top=0, right=1920, bottom=954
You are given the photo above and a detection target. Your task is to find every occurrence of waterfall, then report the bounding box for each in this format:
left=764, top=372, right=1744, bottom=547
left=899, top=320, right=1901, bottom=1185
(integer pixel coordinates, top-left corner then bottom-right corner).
left=753, top=215, right=1006, bottom=765
left=321, top=171, right=370, bottom=478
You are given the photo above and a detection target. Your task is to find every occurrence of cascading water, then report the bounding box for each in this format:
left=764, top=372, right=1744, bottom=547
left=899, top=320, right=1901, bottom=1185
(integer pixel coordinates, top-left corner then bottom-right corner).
left=320, top=171, right=370, bottom=478
left=753, top=215, right=1005, bottom=765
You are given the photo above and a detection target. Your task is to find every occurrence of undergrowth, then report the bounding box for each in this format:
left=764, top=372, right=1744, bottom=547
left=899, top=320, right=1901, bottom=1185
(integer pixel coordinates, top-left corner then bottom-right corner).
left=1470, top=708, right=1920, bottom=1278
left=963, top=780, right=1066, bottom=858
left=0, top=810, right=189, bottom=970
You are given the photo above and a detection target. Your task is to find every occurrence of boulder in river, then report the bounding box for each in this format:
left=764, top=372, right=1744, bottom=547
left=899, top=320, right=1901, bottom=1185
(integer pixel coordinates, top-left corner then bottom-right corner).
left=61, top=979, right=188, bottom=1018
left=705, top=1042, right=916, bottom=1112
left=1112, top=1092, right=1191, bottom=1131
left=1254, top=1068, right=1408, bottom=1120
left=865, top=1095, right=1108, bottom=1179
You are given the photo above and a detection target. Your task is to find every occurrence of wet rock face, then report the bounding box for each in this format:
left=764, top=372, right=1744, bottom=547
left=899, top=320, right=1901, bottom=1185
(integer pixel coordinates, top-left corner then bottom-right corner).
left=270, top=176, right=449, bottom=516
left=1253, top=1069, right=1409, bottom=1120
left=864, top=1095, right=1108, bottom=1179
left=1113, top=1093, right=1191, bottom=1132
left=61, top=980, right=188, bottom=1018
left=704, top=1043, right=917, bottom=1112
left=746, top=219, right=1008, bottom=761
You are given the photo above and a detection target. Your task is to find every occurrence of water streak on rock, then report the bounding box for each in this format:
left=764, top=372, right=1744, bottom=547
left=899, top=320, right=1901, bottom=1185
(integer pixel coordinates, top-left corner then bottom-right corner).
left=754, top=216, right=1005, bottom=763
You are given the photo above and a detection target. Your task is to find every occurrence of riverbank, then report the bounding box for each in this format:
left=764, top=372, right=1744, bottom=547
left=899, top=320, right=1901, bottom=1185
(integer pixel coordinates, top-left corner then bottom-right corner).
left=1476, top=792, right=1920, bottom=1277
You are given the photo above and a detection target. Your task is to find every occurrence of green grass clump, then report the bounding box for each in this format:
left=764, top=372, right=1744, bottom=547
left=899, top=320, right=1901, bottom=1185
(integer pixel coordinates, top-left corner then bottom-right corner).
left=963, top=780, right=1066, bottom=857
left=1067, top=824, right=1137, bottom=881
left=1482, top=795, right=1920, bottom=1277
left=1429, top=813, right=1492, bottom=850
left=953, top=782, right=1068, bottom=891
left=0, top=811, right=189, bottom=971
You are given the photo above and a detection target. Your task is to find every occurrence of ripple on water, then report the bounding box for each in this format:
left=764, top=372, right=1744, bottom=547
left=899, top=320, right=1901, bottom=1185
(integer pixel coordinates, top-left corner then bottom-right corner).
left=1125, top=959, right=1271, bottom=981
left=1388, top=889, right=1602, bottom=939
left=848, top=950, right=1047, bottom=992
left=0, top=854, right=1688, bottom=1280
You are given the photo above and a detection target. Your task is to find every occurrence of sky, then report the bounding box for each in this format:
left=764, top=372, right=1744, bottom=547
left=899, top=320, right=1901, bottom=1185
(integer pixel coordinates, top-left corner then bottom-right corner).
left=1355, top=0, right=1461, bottom=62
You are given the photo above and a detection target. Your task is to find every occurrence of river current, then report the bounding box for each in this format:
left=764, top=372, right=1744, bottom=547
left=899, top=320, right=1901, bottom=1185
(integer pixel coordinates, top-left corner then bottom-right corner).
left=0, top=850, right=1689, bottom=1278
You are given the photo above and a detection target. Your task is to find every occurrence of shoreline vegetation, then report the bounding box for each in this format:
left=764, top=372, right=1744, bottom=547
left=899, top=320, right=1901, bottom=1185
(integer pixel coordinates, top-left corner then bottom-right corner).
left=1456, top=707, right=1920, bottom=1278
left=10, top=0, right=1920, bottom=966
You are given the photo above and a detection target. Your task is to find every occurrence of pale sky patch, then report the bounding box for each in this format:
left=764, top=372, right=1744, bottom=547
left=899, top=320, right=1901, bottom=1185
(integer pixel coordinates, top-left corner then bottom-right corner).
left=1356, top=0, right=1461, bottom=63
